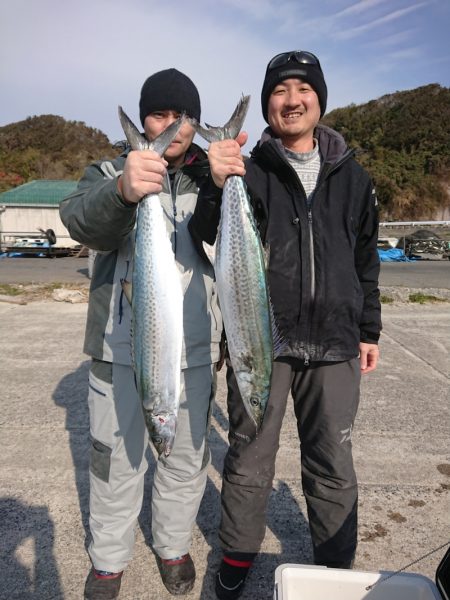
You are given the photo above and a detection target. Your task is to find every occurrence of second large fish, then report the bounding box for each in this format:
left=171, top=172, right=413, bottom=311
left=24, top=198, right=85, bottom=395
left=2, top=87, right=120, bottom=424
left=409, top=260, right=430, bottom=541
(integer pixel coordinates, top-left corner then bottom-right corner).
left=119, top=106, right=184, bottom=457
left=196, top=96, right=279, bottom=431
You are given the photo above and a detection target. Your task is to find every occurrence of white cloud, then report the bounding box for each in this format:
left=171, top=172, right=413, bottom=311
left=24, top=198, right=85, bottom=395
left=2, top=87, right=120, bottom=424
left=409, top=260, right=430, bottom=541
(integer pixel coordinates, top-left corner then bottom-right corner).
left=336, top=2, right=429, bottom=39
left=334, top=0, right=391, bottom=18
left=367, top=28, right=417, bottom=46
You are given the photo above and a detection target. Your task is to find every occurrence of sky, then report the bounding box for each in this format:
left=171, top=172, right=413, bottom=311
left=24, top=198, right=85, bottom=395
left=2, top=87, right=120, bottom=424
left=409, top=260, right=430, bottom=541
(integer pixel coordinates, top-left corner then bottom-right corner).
left=1, top=0, right=449, bottom=151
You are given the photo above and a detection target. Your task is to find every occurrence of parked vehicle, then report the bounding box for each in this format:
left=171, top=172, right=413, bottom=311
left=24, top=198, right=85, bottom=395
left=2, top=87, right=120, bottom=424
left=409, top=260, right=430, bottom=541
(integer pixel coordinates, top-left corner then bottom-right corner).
left=396, top=229, right=449, bottom=259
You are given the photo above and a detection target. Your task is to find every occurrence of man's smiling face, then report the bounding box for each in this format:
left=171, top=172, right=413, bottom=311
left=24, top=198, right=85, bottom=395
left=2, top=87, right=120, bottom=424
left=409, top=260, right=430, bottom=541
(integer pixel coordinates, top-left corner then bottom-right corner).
left=267, top=78, right=321, bottom=152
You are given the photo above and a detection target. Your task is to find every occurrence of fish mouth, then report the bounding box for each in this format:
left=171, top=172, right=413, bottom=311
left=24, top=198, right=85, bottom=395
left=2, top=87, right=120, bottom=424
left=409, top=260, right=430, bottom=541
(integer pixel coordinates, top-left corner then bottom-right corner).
left=150, top=432, right=175, bottom=457
left=148, top=412, right=177, bottom=457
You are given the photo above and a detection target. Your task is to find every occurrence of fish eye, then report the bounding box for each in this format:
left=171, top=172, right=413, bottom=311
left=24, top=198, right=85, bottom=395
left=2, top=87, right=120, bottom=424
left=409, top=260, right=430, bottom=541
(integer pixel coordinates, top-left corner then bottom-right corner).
left=250, top=397, right=260, bottom=407
left=152, top=436, right=162, bottom=444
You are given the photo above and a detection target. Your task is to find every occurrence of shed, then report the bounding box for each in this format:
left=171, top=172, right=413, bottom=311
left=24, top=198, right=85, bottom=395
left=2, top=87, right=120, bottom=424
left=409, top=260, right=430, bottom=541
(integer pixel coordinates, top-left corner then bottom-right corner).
left=0, top=180, right=78, bottom=249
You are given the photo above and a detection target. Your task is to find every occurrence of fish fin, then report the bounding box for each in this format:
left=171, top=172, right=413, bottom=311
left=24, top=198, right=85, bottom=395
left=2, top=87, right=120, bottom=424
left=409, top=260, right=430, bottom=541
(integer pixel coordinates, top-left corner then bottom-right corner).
left=262, top=244, right=285, bottom=358
left=267, top=286, right=287, bottom=359
left=180, top=269, right=194, bottom=295
left=118, top=106, right=150, bottom=150
left=202, top=241, right=216, bottom=267
left=118, top=106, right=186, bottom=156
left=263, top=243, right=270, bottom=271
left=195, top=123, right=225, bottom=143
left=121, top=278, right=132, bottom=305
left=271, top=307, right=287, bottom=359
left=195, top=94, right=251, bottom=142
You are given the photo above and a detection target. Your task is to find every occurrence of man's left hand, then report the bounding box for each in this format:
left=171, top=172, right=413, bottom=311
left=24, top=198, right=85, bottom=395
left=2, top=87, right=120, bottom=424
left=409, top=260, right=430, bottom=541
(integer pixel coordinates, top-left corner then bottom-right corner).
left=359, top=342, right=379, bottom=373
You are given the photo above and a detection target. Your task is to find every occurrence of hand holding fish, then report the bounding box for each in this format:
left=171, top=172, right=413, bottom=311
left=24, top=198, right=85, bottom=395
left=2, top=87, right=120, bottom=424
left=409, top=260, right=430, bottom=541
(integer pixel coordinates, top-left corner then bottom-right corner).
left=207, top=131, right=248, bottom=188
left=119, top=149, right=168, bottom=203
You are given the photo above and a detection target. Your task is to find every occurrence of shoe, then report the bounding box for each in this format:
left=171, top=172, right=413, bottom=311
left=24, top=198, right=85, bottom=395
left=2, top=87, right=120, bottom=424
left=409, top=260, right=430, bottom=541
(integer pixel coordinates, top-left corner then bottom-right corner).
left=315, top=558, right=355, bottom=569
left=84, top=567, right=123, bottom=599
left=215, top=553, right=255, bottom=600
left=156, top=553, right=196, bottom=595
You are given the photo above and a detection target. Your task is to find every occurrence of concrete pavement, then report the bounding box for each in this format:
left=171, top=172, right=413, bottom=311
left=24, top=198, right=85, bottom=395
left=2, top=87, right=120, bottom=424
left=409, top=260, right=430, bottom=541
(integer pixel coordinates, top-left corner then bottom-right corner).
left=0, top=296, right=449, bottom=599
left=1, top=255, right=450, bottom=288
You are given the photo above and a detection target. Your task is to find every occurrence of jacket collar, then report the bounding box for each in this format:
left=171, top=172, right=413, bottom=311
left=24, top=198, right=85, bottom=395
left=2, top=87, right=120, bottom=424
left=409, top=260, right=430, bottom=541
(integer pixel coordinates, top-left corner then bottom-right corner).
left=253, top=123, right=349, bottom=166
left=164, top=142, right=210, bottom=179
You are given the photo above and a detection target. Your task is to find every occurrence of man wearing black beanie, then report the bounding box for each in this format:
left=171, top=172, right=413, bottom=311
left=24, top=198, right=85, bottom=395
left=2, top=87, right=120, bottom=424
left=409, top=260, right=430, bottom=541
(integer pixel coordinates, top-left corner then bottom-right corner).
left=60, top=68, right=223, bottom=598
left=190, top=50, right=381, bottom=600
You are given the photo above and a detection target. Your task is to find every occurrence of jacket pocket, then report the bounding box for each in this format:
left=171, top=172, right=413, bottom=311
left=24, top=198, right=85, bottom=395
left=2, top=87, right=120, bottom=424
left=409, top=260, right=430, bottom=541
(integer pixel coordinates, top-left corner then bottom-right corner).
left=87, top=367, right=115, bottom=482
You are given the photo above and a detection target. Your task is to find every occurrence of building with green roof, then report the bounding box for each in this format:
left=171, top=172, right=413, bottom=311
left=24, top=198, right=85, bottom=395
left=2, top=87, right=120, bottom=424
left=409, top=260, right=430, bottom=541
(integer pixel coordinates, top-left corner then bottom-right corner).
left=0, top=180, right=78, bottom=207
left=0, top=180, right=79, bottom=249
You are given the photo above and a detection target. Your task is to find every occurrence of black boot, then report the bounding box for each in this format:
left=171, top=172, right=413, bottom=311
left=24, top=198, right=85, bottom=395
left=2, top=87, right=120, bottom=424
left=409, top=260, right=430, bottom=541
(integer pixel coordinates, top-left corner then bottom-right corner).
left=215, top=552, right=256, bottom=600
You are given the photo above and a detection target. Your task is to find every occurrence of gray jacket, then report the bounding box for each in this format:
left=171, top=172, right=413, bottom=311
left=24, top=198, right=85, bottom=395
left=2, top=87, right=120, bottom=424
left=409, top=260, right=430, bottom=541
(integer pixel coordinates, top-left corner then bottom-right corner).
left=60, top=144, right=222, bottom=369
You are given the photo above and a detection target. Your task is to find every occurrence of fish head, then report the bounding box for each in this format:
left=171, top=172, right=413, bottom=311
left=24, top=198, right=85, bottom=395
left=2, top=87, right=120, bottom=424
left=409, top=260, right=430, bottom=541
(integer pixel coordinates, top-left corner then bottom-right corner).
left=235, top=370, right=270, bottom=430
left=148, top=413, right=177, bottom=457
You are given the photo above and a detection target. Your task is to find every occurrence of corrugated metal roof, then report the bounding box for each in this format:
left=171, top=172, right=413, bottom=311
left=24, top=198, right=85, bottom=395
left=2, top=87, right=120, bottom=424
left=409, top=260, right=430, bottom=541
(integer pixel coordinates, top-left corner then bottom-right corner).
left=0, top=180, right=78, bottom=206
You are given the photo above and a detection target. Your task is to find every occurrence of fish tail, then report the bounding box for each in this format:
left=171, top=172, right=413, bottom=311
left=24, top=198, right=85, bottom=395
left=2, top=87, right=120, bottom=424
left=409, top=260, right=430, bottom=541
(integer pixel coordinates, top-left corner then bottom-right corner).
left=150, top=115, right=186, bottom=156
left=118, top=106, right=186, bottom=156
left=196, top=95, right=250, bottom=142
left=118, top=106, right=148, bottom=150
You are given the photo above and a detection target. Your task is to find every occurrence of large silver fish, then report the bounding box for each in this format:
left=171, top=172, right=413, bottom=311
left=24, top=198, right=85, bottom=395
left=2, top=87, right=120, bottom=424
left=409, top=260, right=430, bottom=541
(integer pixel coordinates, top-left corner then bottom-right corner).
left=118, top=106, right=184, bottom=457
left=196, top=96, right=279, bottom=431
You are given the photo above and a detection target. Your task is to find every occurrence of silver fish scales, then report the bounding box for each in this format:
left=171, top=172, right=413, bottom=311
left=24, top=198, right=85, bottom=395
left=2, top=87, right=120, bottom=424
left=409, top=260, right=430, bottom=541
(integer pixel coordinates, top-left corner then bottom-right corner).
left=118, top=106, right=184, bottom=456
left=196, top=96, right=276, bottom=430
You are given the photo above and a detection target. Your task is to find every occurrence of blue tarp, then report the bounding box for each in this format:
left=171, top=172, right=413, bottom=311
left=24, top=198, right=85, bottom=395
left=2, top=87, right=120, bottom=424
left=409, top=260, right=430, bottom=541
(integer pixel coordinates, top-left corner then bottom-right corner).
left=378, top=248, right=416, bottom=262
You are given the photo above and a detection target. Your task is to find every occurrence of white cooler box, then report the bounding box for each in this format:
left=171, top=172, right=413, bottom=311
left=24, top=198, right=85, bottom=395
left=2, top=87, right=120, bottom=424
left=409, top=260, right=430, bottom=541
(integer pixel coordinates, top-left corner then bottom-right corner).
left=274, top=564, right=442, bottom=600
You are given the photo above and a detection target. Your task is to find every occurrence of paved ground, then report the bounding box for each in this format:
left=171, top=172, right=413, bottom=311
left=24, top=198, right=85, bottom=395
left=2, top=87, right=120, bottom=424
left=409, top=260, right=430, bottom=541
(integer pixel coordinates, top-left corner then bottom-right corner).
left=0, top=256, right=90, bottom=284
left=0, top=266, right=449, bottom=599
left=1, top=255, right=450, bottom=288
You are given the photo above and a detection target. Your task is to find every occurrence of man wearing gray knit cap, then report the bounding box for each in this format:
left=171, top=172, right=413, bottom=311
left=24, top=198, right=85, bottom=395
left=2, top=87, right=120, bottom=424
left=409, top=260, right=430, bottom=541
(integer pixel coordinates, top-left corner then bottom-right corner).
left=189, top=50, right=381, bottom=599
left=60, top=68, right=222, bottom=598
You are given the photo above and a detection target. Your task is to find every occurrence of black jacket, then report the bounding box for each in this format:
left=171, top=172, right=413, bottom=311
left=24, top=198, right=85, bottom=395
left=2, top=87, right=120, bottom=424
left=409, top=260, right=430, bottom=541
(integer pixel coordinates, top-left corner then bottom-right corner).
left=189, top=124, right=381, bottom=363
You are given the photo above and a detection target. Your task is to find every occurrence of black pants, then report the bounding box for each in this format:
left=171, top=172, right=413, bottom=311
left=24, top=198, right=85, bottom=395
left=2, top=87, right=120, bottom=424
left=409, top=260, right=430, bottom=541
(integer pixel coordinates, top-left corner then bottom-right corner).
left=220, top=357, right=361, bottom=567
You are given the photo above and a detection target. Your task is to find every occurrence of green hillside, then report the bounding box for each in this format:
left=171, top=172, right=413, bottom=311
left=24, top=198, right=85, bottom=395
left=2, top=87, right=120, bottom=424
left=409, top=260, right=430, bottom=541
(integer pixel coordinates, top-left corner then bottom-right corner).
left=322, top=83, right=450, bottom=220
left=0, top=115, right=121, bottom=193
left=1, top=86, right=449, bottom=220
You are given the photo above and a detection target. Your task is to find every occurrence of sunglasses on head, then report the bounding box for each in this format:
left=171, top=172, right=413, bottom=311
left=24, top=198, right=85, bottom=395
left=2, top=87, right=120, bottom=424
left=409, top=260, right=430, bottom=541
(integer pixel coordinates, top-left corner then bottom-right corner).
left=267, top=51, right=322, bottom=73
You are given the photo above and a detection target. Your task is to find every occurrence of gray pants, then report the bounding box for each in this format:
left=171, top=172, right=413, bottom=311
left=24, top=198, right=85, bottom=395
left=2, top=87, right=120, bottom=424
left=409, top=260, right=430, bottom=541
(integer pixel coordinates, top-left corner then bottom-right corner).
left=220, top=357, right=360, bottom=567
left=87, top=361, right=215, bottom=573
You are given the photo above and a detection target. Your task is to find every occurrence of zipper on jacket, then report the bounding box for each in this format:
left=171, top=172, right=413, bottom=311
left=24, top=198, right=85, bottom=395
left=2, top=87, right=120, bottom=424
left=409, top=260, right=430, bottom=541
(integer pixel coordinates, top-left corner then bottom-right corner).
left=167, top=171, right=182, bottom=255
left=307, top=208, right=315, bottom=301
left=304, top=204, right=315, bottom=367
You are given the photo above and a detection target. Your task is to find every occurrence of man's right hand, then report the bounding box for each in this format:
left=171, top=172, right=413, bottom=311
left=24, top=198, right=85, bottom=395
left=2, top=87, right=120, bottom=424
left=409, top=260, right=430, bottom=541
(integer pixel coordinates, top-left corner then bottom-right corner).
left=208, top=131, right=248, bottom=189
left=118, top=150, right=168, bottom=204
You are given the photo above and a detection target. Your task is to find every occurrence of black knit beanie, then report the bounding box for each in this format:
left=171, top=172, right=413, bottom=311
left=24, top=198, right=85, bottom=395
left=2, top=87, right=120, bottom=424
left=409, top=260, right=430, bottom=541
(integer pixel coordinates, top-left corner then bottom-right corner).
left=139, top=68, right=201, bottom=126
left=261, top=55, right=327, bottom=122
